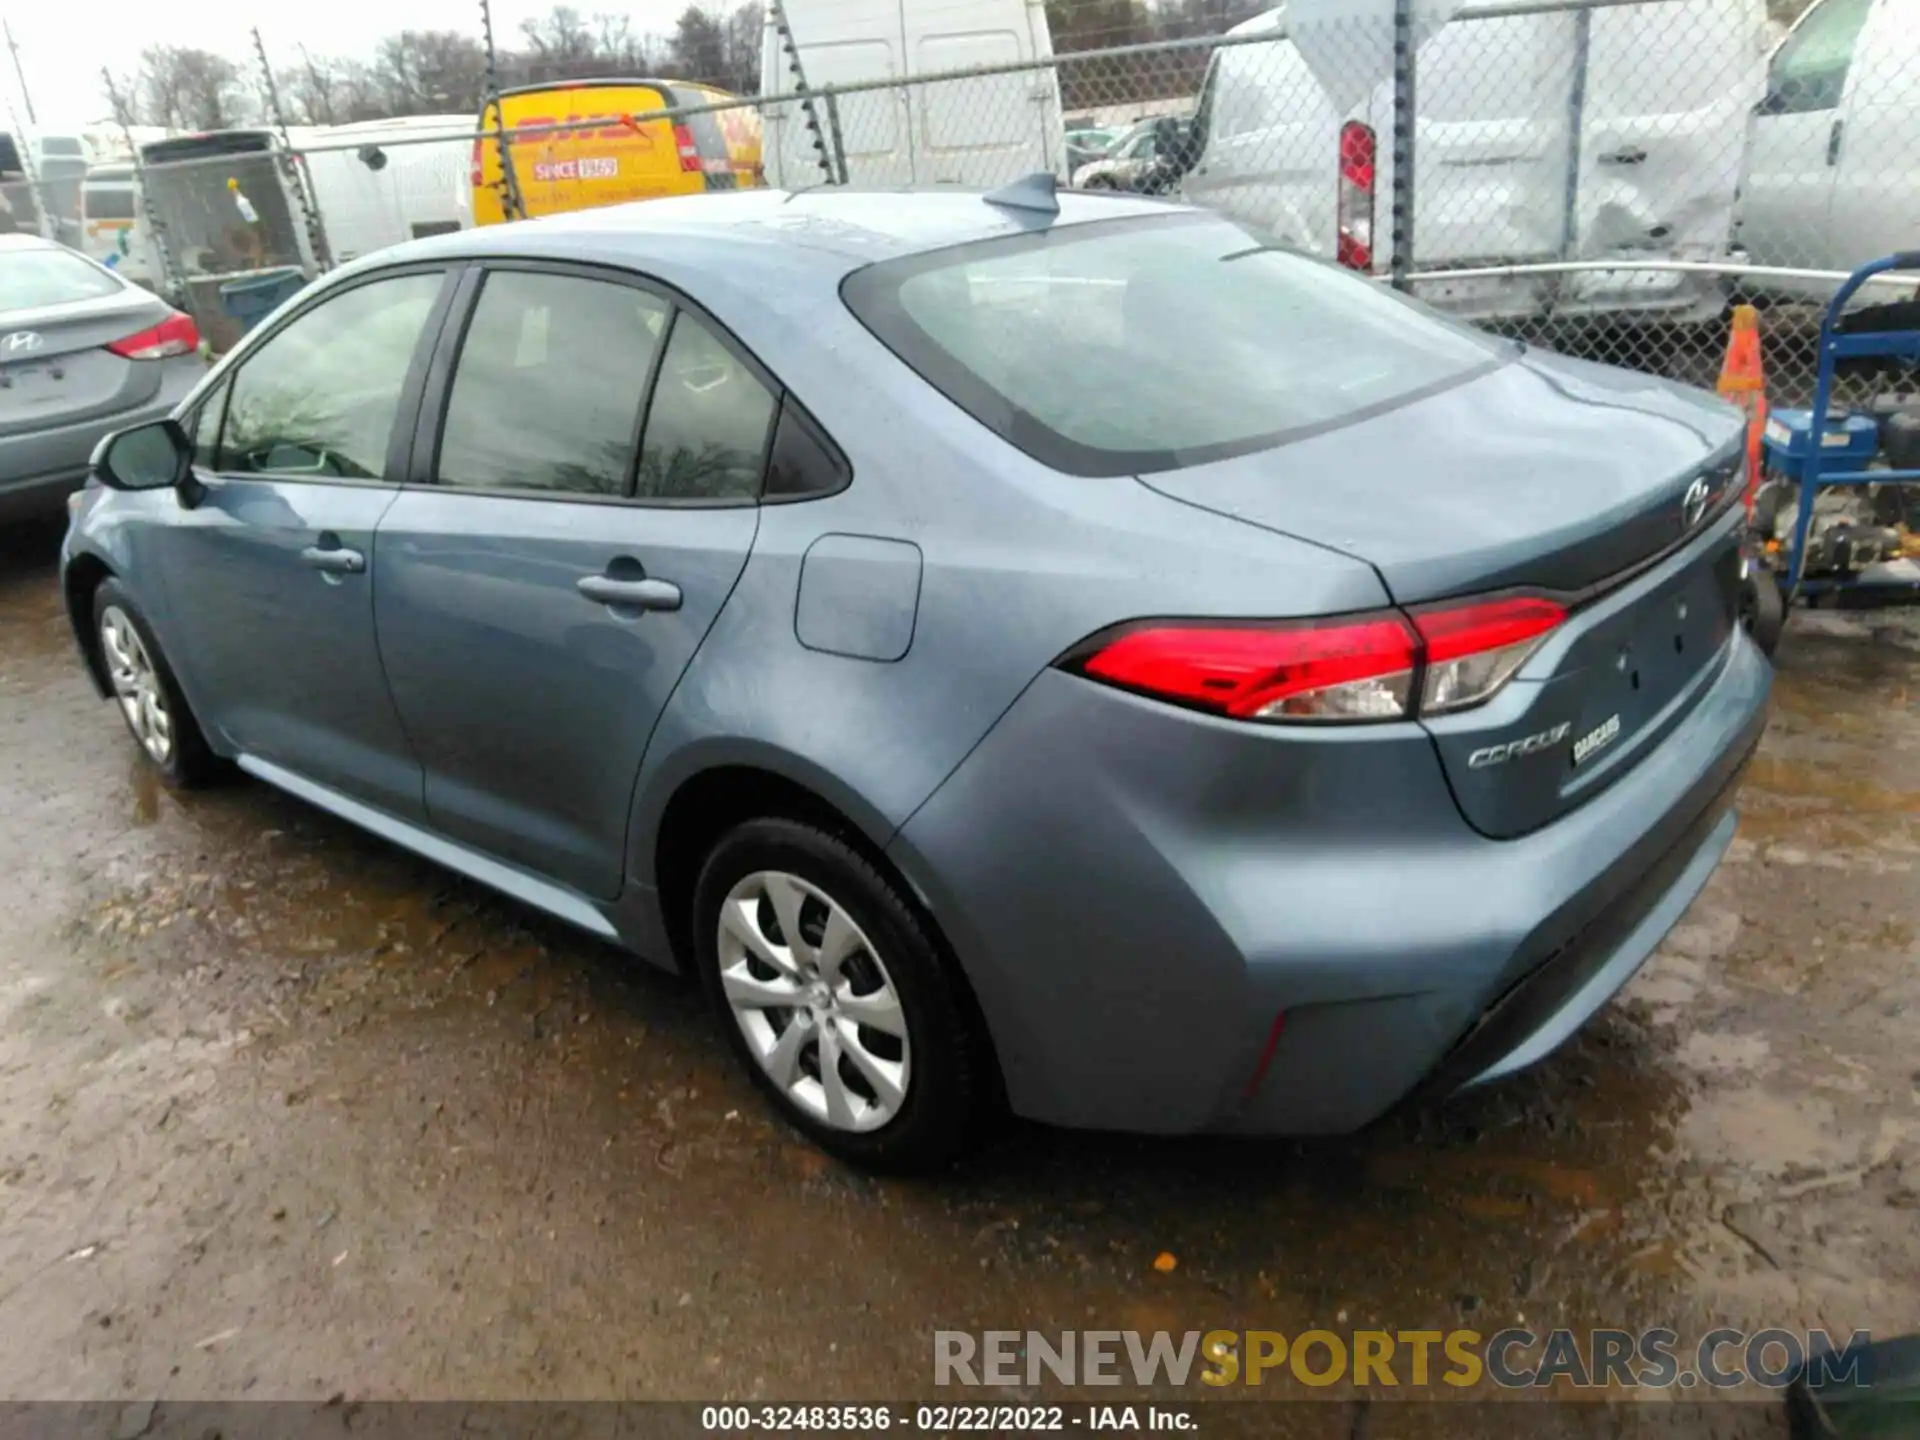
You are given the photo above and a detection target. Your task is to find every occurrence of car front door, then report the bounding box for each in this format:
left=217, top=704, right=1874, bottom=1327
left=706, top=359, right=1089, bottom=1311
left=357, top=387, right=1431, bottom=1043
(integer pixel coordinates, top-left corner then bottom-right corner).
left=1738, top=0, right=1876, bottom=294
left=155, top=267, right=455, bottom=820
left=1825, top=0, right=1919, bottom=276
left=373, top=265, right=773, bottom=899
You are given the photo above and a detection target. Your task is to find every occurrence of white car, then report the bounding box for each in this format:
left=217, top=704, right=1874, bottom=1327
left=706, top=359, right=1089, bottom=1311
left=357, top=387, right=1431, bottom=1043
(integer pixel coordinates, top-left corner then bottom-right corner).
left=1071, top=119, right=1173, bottom=191
left=1736, top=0, right=1920, bottom=297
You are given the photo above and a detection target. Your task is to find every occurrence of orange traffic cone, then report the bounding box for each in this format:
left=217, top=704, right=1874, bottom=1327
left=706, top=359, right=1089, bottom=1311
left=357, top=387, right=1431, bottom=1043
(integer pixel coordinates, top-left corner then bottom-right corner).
left=1717, top=304, right=1769, bottom=511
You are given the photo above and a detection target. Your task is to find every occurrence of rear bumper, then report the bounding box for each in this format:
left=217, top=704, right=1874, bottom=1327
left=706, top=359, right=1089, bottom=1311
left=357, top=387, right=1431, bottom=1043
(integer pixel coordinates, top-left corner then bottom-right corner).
left=0, top=359, right=200, bottom=522
left=889, top=628, right=1770, bottom=1136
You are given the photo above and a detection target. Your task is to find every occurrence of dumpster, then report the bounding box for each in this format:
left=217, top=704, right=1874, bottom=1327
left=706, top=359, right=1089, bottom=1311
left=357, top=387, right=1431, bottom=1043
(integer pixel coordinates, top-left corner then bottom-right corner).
left=217, top=266, right=308, bottom=338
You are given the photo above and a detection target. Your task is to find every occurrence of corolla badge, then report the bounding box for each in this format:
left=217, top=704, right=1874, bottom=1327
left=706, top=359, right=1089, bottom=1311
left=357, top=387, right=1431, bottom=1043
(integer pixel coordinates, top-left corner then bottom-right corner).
left=1468, top=722, right=1571, bottom=769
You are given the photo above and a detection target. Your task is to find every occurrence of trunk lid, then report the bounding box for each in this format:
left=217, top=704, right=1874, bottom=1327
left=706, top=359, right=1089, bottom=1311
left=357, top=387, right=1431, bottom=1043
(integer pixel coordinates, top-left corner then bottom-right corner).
left=1136, top=349, right=1747, bottom=837
left=0, top=287, right=168, bottom=437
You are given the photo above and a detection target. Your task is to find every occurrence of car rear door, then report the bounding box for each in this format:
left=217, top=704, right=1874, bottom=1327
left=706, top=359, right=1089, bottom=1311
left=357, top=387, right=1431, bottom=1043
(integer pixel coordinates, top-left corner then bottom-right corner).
left=1408, top=11, right=1573, bottom=271
left=1568, top=1, right=1766, bottom=303
left=151, top=266, right=456, bottom=821
left=1737, top=0, right=1875, bottom=291
left=373, top=263, right=770, bottom=900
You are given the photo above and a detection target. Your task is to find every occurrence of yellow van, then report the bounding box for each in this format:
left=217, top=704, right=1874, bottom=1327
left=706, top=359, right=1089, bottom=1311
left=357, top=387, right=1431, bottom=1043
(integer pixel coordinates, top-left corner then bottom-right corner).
left=472, top=79, right=763, bottom=226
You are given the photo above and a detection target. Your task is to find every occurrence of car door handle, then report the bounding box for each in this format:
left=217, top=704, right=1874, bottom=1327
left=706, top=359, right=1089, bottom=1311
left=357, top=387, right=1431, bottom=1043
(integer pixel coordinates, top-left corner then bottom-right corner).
left=576, top=574, right=682, bottom=611
left=1597, top=146, right=1647, bottom=166
left=1826, top=117, right=1845, bottom=166
left=300, top=545, right=365, bottom=575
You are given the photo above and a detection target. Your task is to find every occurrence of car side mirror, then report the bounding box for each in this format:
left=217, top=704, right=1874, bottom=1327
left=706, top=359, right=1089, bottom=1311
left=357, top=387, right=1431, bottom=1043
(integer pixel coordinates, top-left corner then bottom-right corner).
left=91, top=419, right=192, bottom=493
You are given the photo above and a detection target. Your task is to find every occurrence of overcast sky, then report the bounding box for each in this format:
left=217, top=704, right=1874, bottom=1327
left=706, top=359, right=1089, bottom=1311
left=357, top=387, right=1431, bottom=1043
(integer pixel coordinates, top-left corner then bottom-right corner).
left=1, top=0, right=693, bottom=132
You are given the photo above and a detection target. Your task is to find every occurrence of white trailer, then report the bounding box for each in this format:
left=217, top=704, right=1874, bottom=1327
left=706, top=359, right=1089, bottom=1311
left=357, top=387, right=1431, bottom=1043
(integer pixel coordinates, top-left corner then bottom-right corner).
left=290, top=115, right=476, bottom=264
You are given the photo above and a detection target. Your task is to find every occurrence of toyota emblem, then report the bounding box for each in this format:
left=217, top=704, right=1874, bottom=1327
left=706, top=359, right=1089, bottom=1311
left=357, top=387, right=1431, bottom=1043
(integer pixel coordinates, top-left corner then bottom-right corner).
left=1682, top=477, right=1710, bottom=530
left=2, top=330, right=44, bottom=356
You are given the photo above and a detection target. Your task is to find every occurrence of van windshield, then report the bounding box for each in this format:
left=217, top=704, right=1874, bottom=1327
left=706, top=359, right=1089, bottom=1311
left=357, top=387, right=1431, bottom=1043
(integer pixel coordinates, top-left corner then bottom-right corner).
left=841, top=212, right=1506, bottom=477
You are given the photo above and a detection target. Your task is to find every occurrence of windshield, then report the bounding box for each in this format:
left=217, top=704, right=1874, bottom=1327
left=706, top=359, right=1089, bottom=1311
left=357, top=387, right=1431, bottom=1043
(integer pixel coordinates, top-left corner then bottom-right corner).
left=0, top=245, right=121, bottom=313
left=842, top=213, right=1506, bottom=477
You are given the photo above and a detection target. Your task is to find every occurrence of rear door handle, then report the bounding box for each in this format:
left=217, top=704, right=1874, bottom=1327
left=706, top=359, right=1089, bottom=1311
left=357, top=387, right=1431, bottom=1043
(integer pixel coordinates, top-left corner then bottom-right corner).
left=1826, top=117, right=1845, bottom=166
left=1598, top=146, right=1647, bottom=166
left=300, top=544, right=365, bottom=575
left=576, top=574, right=682, bottom=611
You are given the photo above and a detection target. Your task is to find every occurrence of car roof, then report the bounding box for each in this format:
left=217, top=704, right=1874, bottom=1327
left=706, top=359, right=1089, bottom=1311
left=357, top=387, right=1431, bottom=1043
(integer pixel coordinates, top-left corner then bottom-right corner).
left=394, top=186, right=1189, bottom=276
left=0, top=233, right=60, bottom=253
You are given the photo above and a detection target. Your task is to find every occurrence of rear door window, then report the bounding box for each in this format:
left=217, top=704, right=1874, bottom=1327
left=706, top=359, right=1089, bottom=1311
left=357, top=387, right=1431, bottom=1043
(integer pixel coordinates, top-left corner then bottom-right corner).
left=437, top=270, right=671, bottom=498
left=635, top=311, right=778, bottom=501
left=842, top=213, right=1504, bottom=477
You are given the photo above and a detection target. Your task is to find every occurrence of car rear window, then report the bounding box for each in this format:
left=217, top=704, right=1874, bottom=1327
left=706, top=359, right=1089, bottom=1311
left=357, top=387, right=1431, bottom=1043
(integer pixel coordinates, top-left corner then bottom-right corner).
left=841, top=213, right=1506, bottom=477
left=0, top=246, right=121, bottom=313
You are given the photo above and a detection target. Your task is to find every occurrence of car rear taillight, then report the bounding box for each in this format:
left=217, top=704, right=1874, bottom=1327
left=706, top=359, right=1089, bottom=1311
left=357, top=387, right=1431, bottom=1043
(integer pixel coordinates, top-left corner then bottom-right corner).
left=1066, top=594, right=1567, bottom=725
left=1336, top=120, right=1376, bottom=272
left=470, top=137, right=484, bottom=187
left=673, top=122, right=702, bottom=173
left=1075, top=613, right=1419, bottom=722
left=105, top=310, right=198, bottom=361
left=1410, top=595, right=1566, bottom=715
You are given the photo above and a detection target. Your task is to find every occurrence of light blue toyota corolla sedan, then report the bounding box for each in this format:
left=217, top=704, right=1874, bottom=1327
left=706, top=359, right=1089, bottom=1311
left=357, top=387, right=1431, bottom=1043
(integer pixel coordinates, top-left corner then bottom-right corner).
left=62, top=186, right=1770, bottom=1168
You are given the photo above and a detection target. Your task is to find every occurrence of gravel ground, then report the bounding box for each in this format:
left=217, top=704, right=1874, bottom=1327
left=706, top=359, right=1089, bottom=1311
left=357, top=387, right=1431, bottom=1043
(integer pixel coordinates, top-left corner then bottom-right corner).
left=1, top=516, right=1915, bottom=1428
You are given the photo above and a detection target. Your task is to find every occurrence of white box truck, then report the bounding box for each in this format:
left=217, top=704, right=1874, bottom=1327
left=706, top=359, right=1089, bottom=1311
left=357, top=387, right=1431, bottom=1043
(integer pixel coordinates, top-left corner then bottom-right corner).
left=760, top=0, right=1067, bottom=188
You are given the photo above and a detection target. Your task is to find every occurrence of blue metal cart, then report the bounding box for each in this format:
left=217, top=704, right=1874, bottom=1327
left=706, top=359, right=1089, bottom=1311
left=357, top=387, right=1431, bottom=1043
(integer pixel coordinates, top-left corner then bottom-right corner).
left=1773, top=252, right=1920, bottom=605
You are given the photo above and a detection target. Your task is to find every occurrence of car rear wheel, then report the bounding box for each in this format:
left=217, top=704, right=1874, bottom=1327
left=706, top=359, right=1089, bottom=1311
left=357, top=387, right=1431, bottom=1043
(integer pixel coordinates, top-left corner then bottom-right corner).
left=1739, top=565, right=1786, bottom=657
left=92, top=580, right=219, bottom=787
left=693, top=817, right=988, bottom=1170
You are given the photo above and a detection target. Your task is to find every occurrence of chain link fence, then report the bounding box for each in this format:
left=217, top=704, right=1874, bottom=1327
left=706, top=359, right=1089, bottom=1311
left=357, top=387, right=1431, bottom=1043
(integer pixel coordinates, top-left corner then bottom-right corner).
left=106, top=0, right=1919, bottom=409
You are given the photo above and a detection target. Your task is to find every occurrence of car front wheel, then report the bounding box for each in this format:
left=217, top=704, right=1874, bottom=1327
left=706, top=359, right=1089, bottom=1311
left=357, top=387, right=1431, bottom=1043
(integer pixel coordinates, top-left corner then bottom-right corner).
left=693, top=817, right=989, bottom=1170
left=92, top=579, right=220, bottom=787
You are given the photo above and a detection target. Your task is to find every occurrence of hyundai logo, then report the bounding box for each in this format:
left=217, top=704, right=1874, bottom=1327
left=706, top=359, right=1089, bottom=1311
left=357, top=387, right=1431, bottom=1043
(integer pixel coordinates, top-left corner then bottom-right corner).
left=2, top=331, right=44, bottom=356
left=1682, top=477, right=1711, bottom=530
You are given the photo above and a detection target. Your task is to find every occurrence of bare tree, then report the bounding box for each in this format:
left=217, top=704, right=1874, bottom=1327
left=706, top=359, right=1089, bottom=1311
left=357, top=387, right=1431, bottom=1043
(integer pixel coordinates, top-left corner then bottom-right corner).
left=372, top=30, right=488, bottom=115
left=592, top=14, right=651, bottom=74
left=669, top=6, right=728, bottom=85
left=282, top=47, right=339, bottom=125
left=133, top=45, right=253, bottom=129
left=516, top=6, right=601, bottom=83
left=719, top=2, right=764, bottom=95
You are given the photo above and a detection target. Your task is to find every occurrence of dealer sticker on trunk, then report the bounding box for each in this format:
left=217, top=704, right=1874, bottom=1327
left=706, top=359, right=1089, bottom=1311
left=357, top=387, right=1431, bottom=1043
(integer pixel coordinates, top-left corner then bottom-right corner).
left=1572, top=713, right=1622, bottom=766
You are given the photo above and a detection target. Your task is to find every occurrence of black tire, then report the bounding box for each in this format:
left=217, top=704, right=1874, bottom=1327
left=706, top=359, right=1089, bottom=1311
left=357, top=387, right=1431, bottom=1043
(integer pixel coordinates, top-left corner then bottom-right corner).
left=1740, top=564, right=1787, bottom=657
left=692, top=817, right=991, bottom=1171
left=90, top=579, right=222, bottom=788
